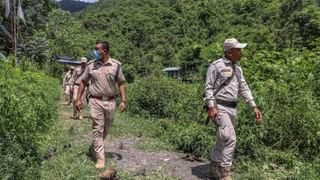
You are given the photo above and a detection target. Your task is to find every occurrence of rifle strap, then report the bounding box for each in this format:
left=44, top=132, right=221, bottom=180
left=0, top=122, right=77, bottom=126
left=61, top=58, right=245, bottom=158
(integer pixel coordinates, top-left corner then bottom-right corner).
left=213, top=65, right=236, bottom=96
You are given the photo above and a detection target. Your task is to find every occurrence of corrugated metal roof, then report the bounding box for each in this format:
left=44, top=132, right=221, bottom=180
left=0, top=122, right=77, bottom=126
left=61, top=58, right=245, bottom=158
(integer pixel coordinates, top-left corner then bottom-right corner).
left=51, top=55, right=81, bottom=64
left=162, top=67, right=181, bottom=71
left=56, top=59, right=81, bottom=65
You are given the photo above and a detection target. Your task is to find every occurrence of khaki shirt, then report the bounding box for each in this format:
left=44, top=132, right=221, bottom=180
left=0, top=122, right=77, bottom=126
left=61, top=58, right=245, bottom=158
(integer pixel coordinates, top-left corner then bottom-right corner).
left=77, top=58, right=125, bottom=97
left=204, top=57, right=256, bottom=108
left=72, top=66, right=86, bottom=85
left=63, top=70, right=74, bottom=85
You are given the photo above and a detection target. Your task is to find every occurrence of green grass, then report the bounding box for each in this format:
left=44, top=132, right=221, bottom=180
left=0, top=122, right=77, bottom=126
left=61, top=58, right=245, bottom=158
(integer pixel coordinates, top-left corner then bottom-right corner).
left=39, top=103, right=97, bottom=180
left=39, top=99, right=320, bottom=180
left=135, top=137, right=175, bottom=152
left=111, top=113, right=176, bottom=152
left=39, top=101, right=176, bottom=180
left=110, top=113, right=165, bottom=137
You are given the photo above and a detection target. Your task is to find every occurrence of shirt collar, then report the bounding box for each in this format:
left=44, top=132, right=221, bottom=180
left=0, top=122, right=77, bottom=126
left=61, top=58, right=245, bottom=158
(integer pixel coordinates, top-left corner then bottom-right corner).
left=97, top=57, right=112, bottom=66
left=222, top=57, right=232, bottom=64
left=222, top=57, right=239, bottom=68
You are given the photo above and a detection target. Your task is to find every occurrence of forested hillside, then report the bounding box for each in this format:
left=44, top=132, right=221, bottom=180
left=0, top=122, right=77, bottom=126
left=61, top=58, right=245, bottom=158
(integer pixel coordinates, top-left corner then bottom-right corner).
left=1, top=0, right=320, bottom=179
left=40, top=0, right=320, bottom=81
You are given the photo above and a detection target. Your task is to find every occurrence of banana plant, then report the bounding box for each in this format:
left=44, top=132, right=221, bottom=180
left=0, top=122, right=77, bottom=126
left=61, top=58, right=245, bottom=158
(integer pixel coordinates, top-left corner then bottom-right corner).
left=0, top=52, right=7, bottom=61
left=0, top=24, right=12, bottom=40
left=0, top=23, right=11, bottom=61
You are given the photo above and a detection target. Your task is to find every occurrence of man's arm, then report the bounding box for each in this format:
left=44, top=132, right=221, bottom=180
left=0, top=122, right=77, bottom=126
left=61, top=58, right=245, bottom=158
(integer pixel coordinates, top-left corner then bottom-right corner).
left=204, top=64, right=218, bottom=108
left=62, top=72, right=69, bottom=88
left=75, top=80, right=87, bottom=110
left=75, top=65, right=90, bottom=110
left=237, top=67, right=256, bottom=108
left=237, top=67, right=262, bottom=121
left=118, top=81, right=126, bottom=112
left=115, top=63, right=126, bottom=112
left=62, top=74, right=66, bottom=86
left=204, top=64, right=219, bottom=120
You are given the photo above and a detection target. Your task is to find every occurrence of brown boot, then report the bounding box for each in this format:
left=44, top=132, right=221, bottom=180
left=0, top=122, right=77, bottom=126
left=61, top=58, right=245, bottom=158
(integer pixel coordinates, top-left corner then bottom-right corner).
left=100, top=168, right=117, bottom=180
left=95, top=158, right=105, bottom=169
left=221, top=168, right=232, bottom=180
left=208, top=161, right=222, bottom=179
left=222, top=175, right=232, bottom=180
left=208, top=161, right=233, bottom=180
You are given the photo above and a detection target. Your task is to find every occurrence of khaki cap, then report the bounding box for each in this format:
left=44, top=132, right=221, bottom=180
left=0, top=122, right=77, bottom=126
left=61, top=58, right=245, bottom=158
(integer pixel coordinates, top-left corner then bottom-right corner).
left=223, top=38, right=247, bottom=51
left=80, top=57, right=88, bottom=63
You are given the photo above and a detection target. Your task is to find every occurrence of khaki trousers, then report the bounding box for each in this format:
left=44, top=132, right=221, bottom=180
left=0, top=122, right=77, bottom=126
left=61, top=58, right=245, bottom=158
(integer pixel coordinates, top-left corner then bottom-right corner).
left=73, top=85, right=85, bottom=118
left=89, top=98, right=115, bottom=160
left=64, top=85, right=73, bottom=103
left=211, top=105, right=237, bottom=170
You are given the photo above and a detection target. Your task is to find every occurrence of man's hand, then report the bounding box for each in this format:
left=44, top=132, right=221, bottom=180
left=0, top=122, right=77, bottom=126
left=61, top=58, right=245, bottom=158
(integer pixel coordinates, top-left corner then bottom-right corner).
left=75, top=99, right=82, bottom=111
left=119, top=101, right=126, bottom=112
left=252, top=107, right=262, bottom=123
left=208, top=107, right=218, bottom=122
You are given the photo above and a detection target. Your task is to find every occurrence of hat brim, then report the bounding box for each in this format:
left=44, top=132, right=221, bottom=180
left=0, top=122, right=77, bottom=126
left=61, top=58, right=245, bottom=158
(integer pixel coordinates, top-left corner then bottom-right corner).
left=234, top=43, right=247, bottom=49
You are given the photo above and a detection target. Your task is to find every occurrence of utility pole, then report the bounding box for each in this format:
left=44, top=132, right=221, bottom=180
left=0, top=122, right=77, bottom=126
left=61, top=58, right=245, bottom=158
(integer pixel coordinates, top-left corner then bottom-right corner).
left=9, top=0, right=17, bottom=67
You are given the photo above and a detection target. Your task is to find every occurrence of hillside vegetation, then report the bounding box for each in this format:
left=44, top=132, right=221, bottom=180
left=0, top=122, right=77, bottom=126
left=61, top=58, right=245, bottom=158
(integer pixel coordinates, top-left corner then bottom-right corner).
left=0, top=0, right=320, bottom=179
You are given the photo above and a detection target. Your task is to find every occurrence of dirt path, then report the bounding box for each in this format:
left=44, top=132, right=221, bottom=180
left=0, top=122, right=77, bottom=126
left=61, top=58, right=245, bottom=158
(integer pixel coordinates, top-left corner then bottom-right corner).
left=104, top=136, right=210, bottom=180
left=58, top=98, right=211, bottom=179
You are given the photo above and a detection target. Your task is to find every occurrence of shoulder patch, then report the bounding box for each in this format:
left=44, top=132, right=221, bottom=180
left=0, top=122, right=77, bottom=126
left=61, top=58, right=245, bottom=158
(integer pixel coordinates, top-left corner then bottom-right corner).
left=235, top=65, right=243, bottom=73
left=210, top=58, right=223, bottom=66
left=87, top=59, right=96, bottom=65
left=110, top=58, right=121, bottom=65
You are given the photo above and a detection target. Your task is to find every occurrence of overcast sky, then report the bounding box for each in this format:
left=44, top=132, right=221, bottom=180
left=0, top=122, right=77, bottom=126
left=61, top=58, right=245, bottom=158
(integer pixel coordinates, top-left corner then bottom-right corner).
left=55, top=0, right=99, bottom=3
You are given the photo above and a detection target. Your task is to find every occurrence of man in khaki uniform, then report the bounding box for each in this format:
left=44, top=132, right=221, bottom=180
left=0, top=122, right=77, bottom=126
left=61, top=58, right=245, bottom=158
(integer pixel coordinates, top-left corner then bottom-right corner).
left=63, top=66, right=75, bottom=105
left=204, top=38, right=262, bottom=180
left=72, top=57, right=88, bottom=120
left=76, top=41, right=126, bottom=169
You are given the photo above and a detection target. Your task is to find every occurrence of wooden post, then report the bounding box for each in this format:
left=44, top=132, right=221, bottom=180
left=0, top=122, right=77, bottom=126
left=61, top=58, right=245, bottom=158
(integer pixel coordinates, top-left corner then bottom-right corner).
left=13, top=0, right=17, bottom=67
left=9, top=0, right=16, bottom=67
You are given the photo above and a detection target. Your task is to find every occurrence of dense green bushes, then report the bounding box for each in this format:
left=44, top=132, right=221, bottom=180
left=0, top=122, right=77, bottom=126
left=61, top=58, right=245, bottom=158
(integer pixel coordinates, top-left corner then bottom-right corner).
left=2, top=0, right=317, bottom=178
left=67, top=0, right=320, bottom=82
left=237, top=50, right=320, bottom=159
left=0, top=63, right=60, bottom=179
left=127, top=74, right=204, bottom=121
left=164, top=121, right=215, bottom=157
left=126, top=49, right=320, bottom=177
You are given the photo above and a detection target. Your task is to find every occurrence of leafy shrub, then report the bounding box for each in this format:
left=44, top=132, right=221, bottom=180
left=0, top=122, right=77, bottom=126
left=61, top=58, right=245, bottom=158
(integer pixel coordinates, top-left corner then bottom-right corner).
left=163, top=121, right=215, bottom=158
left=294, top=157, right=320, bottom=179
left=127, top=74, right=205, bottom=121
left=236, top=50, right=320, bottom=159
left=43, top=62, right=65, bottom=81
left=17, top=57, right=40, bottom=72
left=0, top=62, right=60, bottom=179
left=18, top=36, right=49, bottom=67
left=127, top=50, right=320, bottom=167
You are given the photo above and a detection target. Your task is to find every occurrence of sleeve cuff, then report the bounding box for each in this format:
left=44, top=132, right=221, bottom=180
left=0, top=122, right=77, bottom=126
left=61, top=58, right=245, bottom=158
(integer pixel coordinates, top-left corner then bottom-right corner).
left=208, top=100, right=216, bottom=108
left=248, top=100, right=256, bottom=108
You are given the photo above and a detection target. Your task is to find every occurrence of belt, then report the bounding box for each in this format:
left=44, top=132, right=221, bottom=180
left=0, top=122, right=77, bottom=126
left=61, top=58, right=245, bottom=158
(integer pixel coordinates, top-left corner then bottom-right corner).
left=90, top=95, right=115, bottom=101
left=216, top=99, right=237, bottom=108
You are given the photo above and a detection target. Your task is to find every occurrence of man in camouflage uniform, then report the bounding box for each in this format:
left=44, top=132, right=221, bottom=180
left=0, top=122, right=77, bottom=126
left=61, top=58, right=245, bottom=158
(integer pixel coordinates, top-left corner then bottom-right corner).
left=76, top=40, right=126, bottom=169
left=204, top=38, right=262, bottom=180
